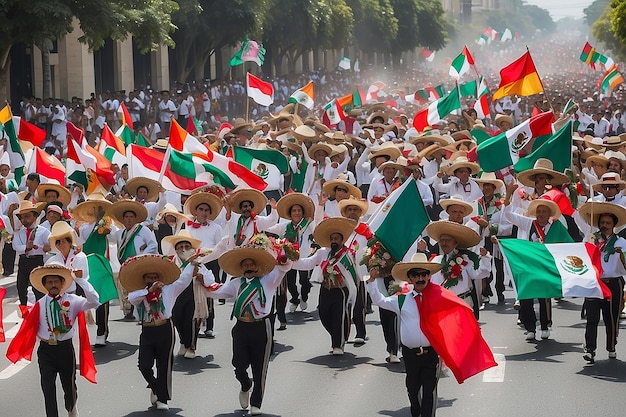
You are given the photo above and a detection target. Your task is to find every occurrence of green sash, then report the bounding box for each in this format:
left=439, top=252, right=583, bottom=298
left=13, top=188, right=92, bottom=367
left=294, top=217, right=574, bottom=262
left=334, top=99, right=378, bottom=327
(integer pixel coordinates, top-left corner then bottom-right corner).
left=118, top=225, right=143, bottom=263
left=231, top=277, right=266, bottom=319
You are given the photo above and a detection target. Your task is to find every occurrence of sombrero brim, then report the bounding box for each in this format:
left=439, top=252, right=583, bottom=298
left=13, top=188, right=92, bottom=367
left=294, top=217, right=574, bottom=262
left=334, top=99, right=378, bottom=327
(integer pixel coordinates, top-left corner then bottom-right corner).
left=229, top=189, right=267, bottom=215
left=391, top=261, right=442, bottom=282
left=410, top=135, right=450, bottom=146
left=218, top=247, right=276, bottom=277
left=425, top=221, right=481, bottom=249
left=183, top=192, right=223, bottom=220
left=526, top=199, right=561, bottom=219
left=16, top=202, right=46, bottom=216
left=338, top=199, right=369, bottom=218
left=307, top=143, right=333, bottom=160
left=71, top=199, right=112, bottom=223
left=578, top=201, right=626, bottom=228
left=474, top=178, right=505, bottom=190
left=292, top=126, right=318, bottom=142
left=313, top=217, right=357, bottom=248
left=48, top=223, right=77, bottom=248
left=276, top=193, right=315, bottom=220
left=107, top=200, right=148, bottom=225
left=517, top=169, right=569, bottom=188
left=119, top=254, right=181, bottom=292
left=439, top=199, right=474, bottom=217
left=445, top=161, right=480, bottom=176
left=368, top=147, right=402, bottom=161
left=322, top=180, right=362, bottom=200
left=30, top=264, right=74, bottom=295
left=161, top=232, right=202, bottom=256
left=37, top=184, right=72, bottom=207
left=125, top=177, right=161, bottom=202
left=592, top=180, right=626, bottom=192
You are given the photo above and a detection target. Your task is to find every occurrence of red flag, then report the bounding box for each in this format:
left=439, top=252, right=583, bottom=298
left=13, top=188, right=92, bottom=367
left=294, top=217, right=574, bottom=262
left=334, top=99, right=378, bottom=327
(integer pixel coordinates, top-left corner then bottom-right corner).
left=120, top=102, right=133, bottom=130
left=493, top=51, right=543, bottom=100
left=246, top=73, right=274, bottom=106
left=29, top=147, right=66, bottom=185
left=540, top=189, right=575, bottom=216
left=6, top=303, right=40, bottom=362
left=77, top=311, right=97, bottom=383
left=0, top=288, right=6, bottom=342
left=186, top=115, right=197, bottom=135
left=417, top=283, right=497, bottom=383
left=66, top=122, right=85, bottom=145
left=16, top=118, right=46, bottom=146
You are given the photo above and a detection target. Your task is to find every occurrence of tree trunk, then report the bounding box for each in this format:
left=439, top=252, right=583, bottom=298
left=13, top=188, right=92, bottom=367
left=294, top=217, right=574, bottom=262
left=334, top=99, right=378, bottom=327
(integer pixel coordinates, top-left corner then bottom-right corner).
left=40, top=39, right=53, bottom=99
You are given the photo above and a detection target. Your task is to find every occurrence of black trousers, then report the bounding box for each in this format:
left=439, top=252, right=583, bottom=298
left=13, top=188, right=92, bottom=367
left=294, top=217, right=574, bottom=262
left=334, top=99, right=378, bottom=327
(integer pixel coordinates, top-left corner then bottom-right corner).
left=17, top=254, right=44, bottom=305
left=585, top=277, right=624, bottom=352
left=318, top=287, right=350, bottom=349
left=204, top=260, right=221, bottom=332
left=38, top=339, right=77, bottom=417
left=402, top=345, right=440, bottom=417
left=138, top=320, right=175, bottom=404
left=172, top=284, right=199, bottom=349
left=286, top=269, right=312, bottom=305
left=96, top=302, right=109, bottom=337
left=520, top=298, right=552, bottom=332
left=232, top=318, right=273, bottom=409
left=352, top=280, right=367, bottom=339
left=275, top=278, right=288, bottom=324
left=380, top=277, right=398, bottom=354
left=2, top=241, right=15, bottom=275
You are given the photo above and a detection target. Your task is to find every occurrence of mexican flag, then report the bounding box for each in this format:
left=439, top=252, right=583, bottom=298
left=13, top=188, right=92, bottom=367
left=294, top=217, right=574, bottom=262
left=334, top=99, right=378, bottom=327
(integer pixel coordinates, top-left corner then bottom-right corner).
left=500, top=28, right=513, bottom=42
left=365, top=81, right=385, bottom=102
left=474, top=77, right=490, bottom=119
left=288, top=81, right=315, bottom=109
left=323, top=99, right=345, bottom=125
left=11, top=116, right=46, bottom=146
left=414, top=84, right=446, bottom=104
left=115, top=124, right=136, bottom=146
left=459, top=80, right=477, bottom=98
left=500, top=240, right=609, bottom=300
left=232, top=146, right=288, bottom=191
left=476, top=33, right=488, bottom=46
left=449, top=46, right=475, bottom=80
left=513, top=121, right=573, bottom=174
left=99, top=124, right=126, bottom=166
left=337, top=87, right=364, bottom=112
left=0, top=105, right=25, bottom=184
left=169, top=119, right=266, bottom=190
left=27, top=147, right=65, bottom=185
left=412, top=87, right=461, bottom=132
left=67, top=136, right=116, bottom=187
left=367, top=178, right=429, bottom=261
left=475, top=111, right=554, bottom=172
left=87, top=254, right=118, bottom=303
left=246, top=72, right=274, bottom=107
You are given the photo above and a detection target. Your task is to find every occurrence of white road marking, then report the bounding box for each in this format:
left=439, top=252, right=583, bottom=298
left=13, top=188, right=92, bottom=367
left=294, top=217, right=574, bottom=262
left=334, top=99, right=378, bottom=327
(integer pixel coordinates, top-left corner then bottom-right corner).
left=0, top=359, right=31, bottom=380
left=482, top=353, right=506, bottom=382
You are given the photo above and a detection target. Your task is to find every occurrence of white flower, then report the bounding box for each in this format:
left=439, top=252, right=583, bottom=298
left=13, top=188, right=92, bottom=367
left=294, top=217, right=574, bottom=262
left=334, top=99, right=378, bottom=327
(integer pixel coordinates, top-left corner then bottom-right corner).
left=455, top=256, right=463, bottom=264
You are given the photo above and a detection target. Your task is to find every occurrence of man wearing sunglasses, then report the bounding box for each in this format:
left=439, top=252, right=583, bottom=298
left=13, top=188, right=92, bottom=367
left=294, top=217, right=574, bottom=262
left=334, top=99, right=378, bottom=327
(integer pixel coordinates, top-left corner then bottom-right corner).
left=591, top=172, right=626, bottom=205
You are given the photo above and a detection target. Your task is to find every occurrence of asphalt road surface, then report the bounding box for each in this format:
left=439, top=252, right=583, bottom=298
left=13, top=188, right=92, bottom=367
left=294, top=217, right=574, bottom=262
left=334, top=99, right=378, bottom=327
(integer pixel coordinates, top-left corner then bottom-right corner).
left=1, top=275, right=625, bottom=417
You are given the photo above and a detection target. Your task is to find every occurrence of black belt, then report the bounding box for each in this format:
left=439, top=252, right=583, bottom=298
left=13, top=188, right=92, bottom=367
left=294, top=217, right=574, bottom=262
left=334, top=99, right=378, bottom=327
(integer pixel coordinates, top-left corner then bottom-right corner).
left=40, top=338, right=72, bottom=345
left=402, top=345, right=432, bottom=356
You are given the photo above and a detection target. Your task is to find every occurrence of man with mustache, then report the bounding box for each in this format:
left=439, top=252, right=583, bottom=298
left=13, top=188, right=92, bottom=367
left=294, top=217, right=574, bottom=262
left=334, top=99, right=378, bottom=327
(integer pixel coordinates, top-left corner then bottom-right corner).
left=294, top=217, right=358, bottom=355
left=202, top=243, right=293, bottom=416
left=578, top=202, right=626, bottom=363
left=6, top=263, right=100, bottom=417
left=225, top=188, right=278, bottom=248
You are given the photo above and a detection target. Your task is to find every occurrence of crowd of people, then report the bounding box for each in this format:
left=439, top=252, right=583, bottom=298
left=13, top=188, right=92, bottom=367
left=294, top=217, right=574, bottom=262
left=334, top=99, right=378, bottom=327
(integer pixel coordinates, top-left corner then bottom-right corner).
left=3, top=31, right=626, bottom=417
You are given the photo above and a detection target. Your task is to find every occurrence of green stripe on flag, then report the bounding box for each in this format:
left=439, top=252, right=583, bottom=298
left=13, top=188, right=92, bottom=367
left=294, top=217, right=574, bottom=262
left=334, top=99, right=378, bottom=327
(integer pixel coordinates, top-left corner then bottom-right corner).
left=104, top=147, right=117, bottom=162
left=459, top=80, right=477, bottom=98
left=499, top=239, right=563, bottom=299
left=169, top=150, right=198, bottom=179
left=233, top=146, right=289, bottom=173
left=87, top=254, right=118, bottom=303
left=514, top=122, right=572, bottom=174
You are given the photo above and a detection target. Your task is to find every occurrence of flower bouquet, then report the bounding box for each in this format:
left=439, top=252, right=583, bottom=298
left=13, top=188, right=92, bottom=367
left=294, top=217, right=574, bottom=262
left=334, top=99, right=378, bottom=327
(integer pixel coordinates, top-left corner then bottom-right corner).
left=360, top=237, right=397, bottom=278
left=273, top=238, right=300, bottom=263
left=96, top=215, right=112, bottom=235
left=442, top=254, right=467, bottom=289
left=387, top=280, right=413, bottom=296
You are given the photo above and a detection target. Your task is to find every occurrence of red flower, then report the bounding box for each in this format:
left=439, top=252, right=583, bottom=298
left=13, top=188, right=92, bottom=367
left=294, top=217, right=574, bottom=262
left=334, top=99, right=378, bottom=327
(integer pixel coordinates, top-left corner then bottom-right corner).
left=61, top=301, right=70, bottom=308
left=451, top=264, right=462, bottom=278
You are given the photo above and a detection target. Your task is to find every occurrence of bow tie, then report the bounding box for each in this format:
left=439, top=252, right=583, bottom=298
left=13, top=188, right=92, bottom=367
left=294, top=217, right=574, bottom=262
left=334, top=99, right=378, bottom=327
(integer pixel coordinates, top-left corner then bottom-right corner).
left=187, top=220, right=208, bottom=229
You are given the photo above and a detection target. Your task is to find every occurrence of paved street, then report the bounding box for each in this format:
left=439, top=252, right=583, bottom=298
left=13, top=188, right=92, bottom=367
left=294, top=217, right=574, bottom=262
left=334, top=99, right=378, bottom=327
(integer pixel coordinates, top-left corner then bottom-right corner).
left=1, top=275, right=625, bottom=417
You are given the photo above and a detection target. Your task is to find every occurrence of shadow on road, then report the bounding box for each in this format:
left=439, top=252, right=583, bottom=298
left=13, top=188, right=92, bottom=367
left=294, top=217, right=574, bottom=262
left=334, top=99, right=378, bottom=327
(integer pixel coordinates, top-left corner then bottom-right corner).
left=174, top=354, right=220, bottom=375
left=577, top=358, right=626, bottom=383
left=504, top=340, right=583, bottom=363
left=303, top=352, right=372, bottom=370
left=93, top=341, right=139, bottom=365
left=120, top=406, right=184, bottom=416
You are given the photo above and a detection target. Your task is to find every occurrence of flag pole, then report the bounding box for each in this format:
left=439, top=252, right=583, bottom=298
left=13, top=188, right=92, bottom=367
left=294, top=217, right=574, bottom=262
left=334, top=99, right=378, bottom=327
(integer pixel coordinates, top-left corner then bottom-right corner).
left=527, top=46, right=554, bottom=114
left=157, top=145, right=171, bottom=184
left=245, top=71, right=250, bottom=123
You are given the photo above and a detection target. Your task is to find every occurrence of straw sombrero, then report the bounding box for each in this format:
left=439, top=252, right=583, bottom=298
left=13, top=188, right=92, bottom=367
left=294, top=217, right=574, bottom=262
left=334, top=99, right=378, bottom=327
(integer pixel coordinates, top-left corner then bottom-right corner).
left=592, top=172, right=626, bottom=192
left=30, top=263, right=74, bottom=295
left=228, top=188, right=267, bottom=214
left=425, top=220, right=481, bottom=249
left=276, top=193, right=315, bottom=220
left=161, top=230, right=202, bottom=256
left=578, top=201, right=626, bottom=228
left=586, top=154, right=610, bottom=169
left=313, top=217, right=357, bottom=248
left=307, top=142, right=333, bottom=160
left=494, top=113, right=514, bottom=130
left=119, top=254, right=182, bottom=292
left=526, top=198, right=561, bottom=218
left=474, top=172, right=505, bottom=191
left=391, top=253, right=442, bottom=282
left=445, top=156, right=480, bottom=176
left=71, top=192, right=112, bottom=223
left=126, top=177, right=161, bottom=202
left=15, top=200, right=45, bottom=217
left=516, top=158, right=569, bottom=188
left=368, top=142, right=401, bottom=161
left=36, top=183, right=71, bottom=207
left=230, top=118, right=254, bottom=135
left=151, top=139, right=169, bottom=150
left=183, top=192, right=223, bottom=220
left=107, top=199, right=148, bottom=225
left=323, top=177, right=362, bottom=199
left=218, top=246, right=276, bottom=277
left=410, top=134, right=451, bottom=147
left=338, top=197, right=369, bottom=218
left=156, top=203, right=190, bottom=223
left=439, top=195, right=474, bottom=217
left=48, top=221, right=78, bottom=248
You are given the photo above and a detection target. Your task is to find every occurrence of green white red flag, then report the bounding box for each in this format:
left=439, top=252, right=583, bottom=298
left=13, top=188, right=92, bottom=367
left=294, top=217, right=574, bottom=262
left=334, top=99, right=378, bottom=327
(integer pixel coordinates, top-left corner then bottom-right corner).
left=323, top=99, right=346, bottom=126
left=231, top=145, right=288, bottom=191
left=288, top=81, right=315, bottom=109
left=412, top=87, right=461, bottom=132
left=449, top=46, right=475, bottom=80
left=500, top=240, right=609, bottom=300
